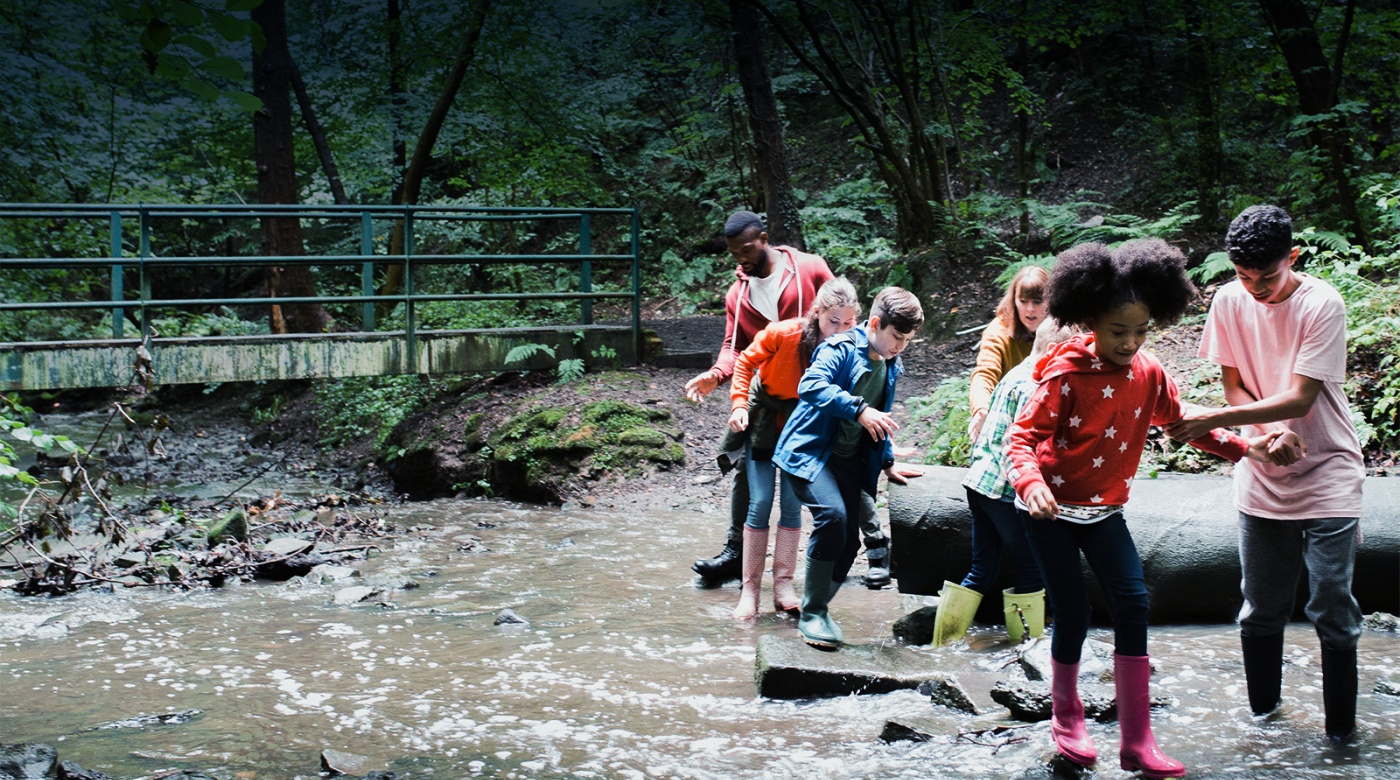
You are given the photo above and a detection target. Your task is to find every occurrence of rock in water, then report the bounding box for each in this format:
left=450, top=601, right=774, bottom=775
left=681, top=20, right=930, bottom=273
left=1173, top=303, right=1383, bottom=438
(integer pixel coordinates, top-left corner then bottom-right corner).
left=0, top=743, right=58, bottom=779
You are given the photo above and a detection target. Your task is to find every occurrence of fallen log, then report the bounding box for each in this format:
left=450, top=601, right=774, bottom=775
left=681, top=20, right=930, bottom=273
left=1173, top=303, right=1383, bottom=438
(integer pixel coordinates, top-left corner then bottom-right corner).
left=888, top=467, right=1399, bottom=623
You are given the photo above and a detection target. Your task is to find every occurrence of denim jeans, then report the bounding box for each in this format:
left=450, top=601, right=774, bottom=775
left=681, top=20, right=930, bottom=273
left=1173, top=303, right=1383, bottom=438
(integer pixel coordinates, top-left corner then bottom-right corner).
left=785, top=454, right=865, bottom=584
left=744, top=439, right=801, bottom=530
left=1238, top=512, right=1362, bottom=649
left=962, top=488, right=1044, bottom=595
left=1019, top=509, right=1148, bottom=664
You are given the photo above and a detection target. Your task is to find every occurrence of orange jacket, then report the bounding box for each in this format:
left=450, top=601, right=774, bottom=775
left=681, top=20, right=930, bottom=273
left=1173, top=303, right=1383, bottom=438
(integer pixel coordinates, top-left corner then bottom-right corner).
left=731, top=318, right=806, bottom=410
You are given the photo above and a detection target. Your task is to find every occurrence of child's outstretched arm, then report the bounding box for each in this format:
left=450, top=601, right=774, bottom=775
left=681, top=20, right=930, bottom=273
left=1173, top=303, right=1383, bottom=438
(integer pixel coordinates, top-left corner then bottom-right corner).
left=1007, top=378, right=1063, bottom=520
left=728, top=326, right=783, bottom=432
left=1152, top=371, right=1252, bottom=462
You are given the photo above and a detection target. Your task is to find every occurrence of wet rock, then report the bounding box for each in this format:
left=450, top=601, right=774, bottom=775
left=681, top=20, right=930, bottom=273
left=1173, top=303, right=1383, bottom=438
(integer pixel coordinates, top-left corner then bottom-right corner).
left=1376, top=679, right=1400, bottom=697
left=57, top=761, right=115, bottom=780
left=989, top=680, right=1158, bottom=723
left=1364, top=612, right=1398, bottom=632
left=918, top=675, right=979, bottom=714
left=891, top=606, right=937, bottom=645
left=880, top=719, right=937, bottom=743
left=363, top=773, right=400, bottom=780
left=0, top=742, right=58, bottom=779
left=1019, top=637, right=1119, bottom=683
left=200, top=507, right=248, bottom=545
left=494, top=609, right=529, bottom=626
left=754, top=635, right=974, bottom=700
left=306, top=564, right=360, bottom=584
left=333, top=585, right=383, bottom=605
left=153, top=773, right=218, bottom=780
left=94, top=709, right=203, bottom=729
left=262, top=537, right=315, bottom=557
left=321, top=748, right=382, bottom=776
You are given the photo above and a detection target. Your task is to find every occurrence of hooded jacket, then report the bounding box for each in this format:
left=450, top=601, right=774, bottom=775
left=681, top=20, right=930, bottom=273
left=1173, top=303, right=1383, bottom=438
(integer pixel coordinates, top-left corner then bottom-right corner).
left=708, top=246, right=833, bottom=384
left=774, top=324, right=899, bottom=498
left=1007, top=334, right=1249, bottom=507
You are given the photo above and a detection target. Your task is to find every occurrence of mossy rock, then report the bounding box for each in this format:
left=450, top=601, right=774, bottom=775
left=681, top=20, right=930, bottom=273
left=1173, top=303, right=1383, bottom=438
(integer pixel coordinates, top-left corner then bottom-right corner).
left=200, top=508, right=248, bottom=545
left=617, top=427, right=668, bottom=448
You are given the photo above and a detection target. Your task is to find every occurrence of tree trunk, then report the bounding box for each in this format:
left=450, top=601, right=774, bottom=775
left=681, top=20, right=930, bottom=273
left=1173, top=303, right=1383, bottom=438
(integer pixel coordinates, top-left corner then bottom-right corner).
left=289, top=57, right=348, bottom=205
left=379, top=1, right=492, bottom=308
left=730, top=0, right=804, bottom=250
left=1256, top=0, right=1367, bottom=245
left=251, top=0, right=330, bottom=334
left=1183, top=0, right=1222, bottom=231
left=756, top=0, right=945, bottom=250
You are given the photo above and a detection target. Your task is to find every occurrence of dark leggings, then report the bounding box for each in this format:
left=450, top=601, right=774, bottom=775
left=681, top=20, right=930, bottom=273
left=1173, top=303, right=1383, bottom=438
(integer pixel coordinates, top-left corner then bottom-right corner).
left=1019, top=509, right=1148, bottom=663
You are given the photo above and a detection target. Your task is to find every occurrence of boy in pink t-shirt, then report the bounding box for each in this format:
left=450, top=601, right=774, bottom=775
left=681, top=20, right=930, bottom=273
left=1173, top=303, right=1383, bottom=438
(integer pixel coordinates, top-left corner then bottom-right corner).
left=1168, top=205, right=1364, bottom=746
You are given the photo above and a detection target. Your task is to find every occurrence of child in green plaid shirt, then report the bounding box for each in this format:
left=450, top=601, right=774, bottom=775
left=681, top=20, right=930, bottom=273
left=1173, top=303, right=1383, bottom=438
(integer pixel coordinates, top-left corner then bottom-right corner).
left=932, top=317, right=1077, bottom=646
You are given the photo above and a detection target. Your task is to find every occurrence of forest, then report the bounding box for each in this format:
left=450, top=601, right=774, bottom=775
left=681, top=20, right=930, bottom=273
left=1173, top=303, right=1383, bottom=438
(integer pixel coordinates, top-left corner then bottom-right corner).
left=2, top=0, right=1398, bottom=501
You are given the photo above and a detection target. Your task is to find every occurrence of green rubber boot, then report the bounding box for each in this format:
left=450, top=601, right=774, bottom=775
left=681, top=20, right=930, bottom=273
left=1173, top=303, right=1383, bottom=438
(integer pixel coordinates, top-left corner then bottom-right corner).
left=932, top=580, right=983, bottom=646
left=798, top=558, right=843, bottom=649
left=1003, top=588, right=1046, bottom=643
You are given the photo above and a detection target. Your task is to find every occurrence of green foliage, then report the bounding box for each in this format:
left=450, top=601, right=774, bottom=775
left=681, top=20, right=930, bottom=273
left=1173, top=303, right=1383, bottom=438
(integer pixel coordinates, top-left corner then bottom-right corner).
left=1025, top=197, right=1200, bottom=251
left=505, top=343, right=556, bottom=364
left=1, top=396, right=82, bottom=489
left=120, top=0, right=264, bottom=111
left=801, top=179, right=899, bottom=277
left=1188, top=252, right=1234, bottom=285
left=555, top=358, right=586, bottom=384
left=905, top=374, right=973, bottom=467
left=314, top=376, right=437, bottom=449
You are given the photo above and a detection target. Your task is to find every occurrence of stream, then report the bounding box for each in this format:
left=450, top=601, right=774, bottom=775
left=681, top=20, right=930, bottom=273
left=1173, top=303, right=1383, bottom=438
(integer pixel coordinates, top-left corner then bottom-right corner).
left=0, top=413, right=1396, bottom=778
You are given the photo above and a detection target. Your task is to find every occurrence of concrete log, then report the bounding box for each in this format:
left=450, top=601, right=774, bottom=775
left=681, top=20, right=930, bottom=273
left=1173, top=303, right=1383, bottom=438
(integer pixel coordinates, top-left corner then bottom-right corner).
left=888, top=467, right=1399, bottom=623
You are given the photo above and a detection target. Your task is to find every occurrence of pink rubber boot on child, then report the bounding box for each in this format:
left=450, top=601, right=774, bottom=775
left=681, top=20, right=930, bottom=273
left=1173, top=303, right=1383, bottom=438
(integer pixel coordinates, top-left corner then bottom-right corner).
left=1050, top=659, right=1098, bottom=766
left=1116, top=653, right=1185, bottom=779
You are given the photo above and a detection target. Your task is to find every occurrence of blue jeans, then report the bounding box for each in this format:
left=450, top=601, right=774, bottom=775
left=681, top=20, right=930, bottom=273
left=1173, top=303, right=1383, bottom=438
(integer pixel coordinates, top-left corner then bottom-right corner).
left=744, top=439, right=801, bottom=530
left=1238, top=512, right=1362, bottom=649
left=1020, top=509, right=1148, bottom=664
left=962, top=488, right=1044, bottom=595
left=784, top=455, right=864, bottom=583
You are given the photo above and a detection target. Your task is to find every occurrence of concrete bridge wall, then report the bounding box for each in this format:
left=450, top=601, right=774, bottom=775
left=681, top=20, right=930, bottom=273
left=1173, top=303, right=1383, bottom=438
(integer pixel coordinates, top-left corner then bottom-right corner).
left=0, top=325, right=637, bottom=390
left=888, top=466, right=1399, bottom=623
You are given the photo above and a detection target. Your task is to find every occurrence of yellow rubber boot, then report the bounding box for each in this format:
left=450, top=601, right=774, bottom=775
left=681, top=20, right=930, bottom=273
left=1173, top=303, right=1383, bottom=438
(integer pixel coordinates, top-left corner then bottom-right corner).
left=1003, top=588, right=1046, bottom=642
left=932, top=581, right=983, bottom=646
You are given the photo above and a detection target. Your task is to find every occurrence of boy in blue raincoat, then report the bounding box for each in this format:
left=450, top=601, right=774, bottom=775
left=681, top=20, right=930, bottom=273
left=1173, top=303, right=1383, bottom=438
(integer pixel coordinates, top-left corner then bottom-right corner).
left=775, top=287, right=924, bottom=648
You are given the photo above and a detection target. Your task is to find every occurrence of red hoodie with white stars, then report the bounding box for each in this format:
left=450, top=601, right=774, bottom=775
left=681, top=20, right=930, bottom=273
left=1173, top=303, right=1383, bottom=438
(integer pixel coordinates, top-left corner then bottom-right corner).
left=1007, top=334, right=1249, bottom=507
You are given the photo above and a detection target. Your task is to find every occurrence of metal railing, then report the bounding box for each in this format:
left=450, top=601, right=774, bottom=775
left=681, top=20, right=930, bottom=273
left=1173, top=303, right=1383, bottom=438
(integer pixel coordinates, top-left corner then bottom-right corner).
left=0, top=203, right=643, bottom=370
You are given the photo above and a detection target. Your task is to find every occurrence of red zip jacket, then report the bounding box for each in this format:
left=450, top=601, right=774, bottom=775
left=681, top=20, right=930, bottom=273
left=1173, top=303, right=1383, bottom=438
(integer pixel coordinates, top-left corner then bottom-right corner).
left=708, top=246, right=833, bottom=384
left=1007, top=334, right=1249, bottom=507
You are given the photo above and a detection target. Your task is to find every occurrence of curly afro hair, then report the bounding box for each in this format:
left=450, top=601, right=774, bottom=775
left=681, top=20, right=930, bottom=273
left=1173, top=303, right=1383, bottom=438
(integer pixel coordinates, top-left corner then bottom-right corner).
left=1226, top=205, right=1294, bottom=270
left=1045, top=239, right=1196, bottom=326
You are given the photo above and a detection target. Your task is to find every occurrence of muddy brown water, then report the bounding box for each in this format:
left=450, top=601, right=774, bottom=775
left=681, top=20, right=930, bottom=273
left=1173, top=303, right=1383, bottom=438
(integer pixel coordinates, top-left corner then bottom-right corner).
left=1, top=497, right=1396, bottom=779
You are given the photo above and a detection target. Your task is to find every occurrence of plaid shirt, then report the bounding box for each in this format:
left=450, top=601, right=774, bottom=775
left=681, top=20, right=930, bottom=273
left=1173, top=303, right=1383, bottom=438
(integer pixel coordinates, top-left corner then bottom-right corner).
left=962, top=357, right=1036, bottom=500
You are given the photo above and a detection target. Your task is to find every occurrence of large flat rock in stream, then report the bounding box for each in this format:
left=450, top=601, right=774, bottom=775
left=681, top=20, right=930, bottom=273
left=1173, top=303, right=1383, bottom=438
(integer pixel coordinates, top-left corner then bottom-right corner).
left=754, top=634, right=968, bottom=702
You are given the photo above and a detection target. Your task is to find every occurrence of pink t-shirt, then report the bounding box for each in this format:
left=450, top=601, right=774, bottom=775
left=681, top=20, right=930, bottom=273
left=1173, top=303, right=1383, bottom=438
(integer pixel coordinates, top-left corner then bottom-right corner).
left=1199, top=275, right=1364, bottom=519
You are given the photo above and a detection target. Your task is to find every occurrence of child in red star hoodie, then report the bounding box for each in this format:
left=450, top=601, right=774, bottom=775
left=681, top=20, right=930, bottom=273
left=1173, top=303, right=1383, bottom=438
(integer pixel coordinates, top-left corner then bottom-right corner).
left=1006, top=239, right=1278, bottom=780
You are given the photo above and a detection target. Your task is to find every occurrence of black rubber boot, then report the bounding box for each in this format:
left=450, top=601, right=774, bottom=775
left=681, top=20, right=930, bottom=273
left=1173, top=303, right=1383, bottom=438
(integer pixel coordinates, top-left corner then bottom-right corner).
left=1241, top=632, right=1284, bottom=716
left=861, top=543, right=890, bottom=589
left=1321, top=642, right=1358, bottom=746
left=692, top=539, right=742, bottom=582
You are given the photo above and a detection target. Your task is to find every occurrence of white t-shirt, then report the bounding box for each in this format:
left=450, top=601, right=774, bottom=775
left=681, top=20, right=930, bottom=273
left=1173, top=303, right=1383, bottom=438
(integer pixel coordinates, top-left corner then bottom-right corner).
left=1198, top=274, right=1364, bottom=519
left=745, top=257, right=791, bottom=324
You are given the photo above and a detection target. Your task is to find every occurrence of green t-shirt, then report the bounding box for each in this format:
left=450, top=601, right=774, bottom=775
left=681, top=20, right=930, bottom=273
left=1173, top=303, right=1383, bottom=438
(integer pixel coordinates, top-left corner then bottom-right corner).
left=831, top=356, right=888, bottom=459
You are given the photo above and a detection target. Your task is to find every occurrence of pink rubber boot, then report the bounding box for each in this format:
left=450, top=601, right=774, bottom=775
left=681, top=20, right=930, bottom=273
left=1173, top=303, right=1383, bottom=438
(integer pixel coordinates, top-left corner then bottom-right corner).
left=1116, top=653, right=1185, bottom=779
left=1050, top=659, right=1098, bottom=766
left=732, top=526, right=768, bottom=619
left=771, top=525, right=802, bottom=614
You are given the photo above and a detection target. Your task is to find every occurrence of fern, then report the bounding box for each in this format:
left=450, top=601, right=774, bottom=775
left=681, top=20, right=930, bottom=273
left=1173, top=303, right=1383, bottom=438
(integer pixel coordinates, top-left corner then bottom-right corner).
left=505, top=343, right=556, bottom=364
left=1188, top=251, right=1234, bottom=285
left=556, top=358, right=586, bottom=384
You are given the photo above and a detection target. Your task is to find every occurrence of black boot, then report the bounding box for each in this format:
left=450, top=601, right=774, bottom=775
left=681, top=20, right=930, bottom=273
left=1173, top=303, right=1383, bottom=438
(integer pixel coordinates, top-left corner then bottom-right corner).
left=1241, top=631, right=1284, bottom=716
left=692, top=539, right=742, bottom=582
left=1321, top=642, right=1358, bottom=745
left=861, top=543, right=890, bottom=589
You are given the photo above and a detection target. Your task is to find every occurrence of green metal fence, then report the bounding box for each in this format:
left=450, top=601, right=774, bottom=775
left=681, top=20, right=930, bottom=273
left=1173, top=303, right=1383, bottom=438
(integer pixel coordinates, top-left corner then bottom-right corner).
left=0, top=203, right=642, bottom=379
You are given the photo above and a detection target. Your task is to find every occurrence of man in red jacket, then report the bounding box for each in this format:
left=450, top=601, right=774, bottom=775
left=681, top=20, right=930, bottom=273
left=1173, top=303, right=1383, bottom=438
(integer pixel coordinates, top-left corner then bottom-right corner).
left=685, top=210, right=834, bottom=582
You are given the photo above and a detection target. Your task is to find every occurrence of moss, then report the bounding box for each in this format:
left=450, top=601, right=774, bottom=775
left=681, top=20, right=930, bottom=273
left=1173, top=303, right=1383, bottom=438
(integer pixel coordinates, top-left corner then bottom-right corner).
left=617, top=427, right=667, bottom=447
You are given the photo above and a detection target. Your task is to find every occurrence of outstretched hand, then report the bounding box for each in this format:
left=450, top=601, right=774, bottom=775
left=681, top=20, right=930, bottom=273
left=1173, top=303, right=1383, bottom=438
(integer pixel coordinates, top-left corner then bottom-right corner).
left=1164, top=406, right=1216, bottom=442
left=684, top=371, right=718, bottom=403
left=858, top=407, right=899, bottom=441
left=884, top=463, right=924, bottom=485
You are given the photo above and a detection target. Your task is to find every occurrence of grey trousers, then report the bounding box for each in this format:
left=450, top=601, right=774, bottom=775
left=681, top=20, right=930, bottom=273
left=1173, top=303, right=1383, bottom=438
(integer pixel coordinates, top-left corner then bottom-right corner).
left=727, top=467, right=887, bottom=549
left=1237, top=512, right=1362, bottom=650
